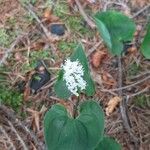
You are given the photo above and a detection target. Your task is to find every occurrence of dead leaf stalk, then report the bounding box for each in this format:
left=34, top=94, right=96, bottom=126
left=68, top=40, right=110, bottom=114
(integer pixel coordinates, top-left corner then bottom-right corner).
left=118, top=56, right=138, bottom=147
left=0, top=35, right=24, bottom=66
left=87, top=40, right=103, bottom=57
left=74, top=0, right=96, bottom=29
left=132, top=4, right=150, bottom=18
left=22, top=3, right=52, bottom=41
left=0, top=126, right=16, bottom=150
left=8, top=120, right=28, bottom=150
left=100, top=75, right=150, bottom=92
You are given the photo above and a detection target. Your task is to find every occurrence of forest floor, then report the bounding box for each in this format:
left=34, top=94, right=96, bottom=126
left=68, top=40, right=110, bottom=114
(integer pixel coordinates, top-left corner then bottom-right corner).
left=0, top=0, right=150, bottom=150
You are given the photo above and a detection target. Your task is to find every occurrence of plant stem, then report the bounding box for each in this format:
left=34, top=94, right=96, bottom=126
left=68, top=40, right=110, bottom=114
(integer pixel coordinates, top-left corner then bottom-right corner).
left=73, top=96, right=80, bottom=118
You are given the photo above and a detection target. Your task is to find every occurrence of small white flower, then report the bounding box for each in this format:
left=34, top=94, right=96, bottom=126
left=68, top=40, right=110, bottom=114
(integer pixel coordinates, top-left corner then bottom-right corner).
left=62, top=59, right=87, bottom=96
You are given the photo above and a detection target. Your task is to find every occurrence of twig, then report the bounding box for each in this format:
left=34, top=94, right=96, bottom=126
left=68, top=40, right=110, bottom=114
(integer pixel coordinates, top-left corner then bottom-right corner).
left=74, top=0, right=96, bottom=29
left=103, top=1, right=128, bottom=11
left=132, top=4, right=150, bottom=18
left=8, top=121, right=28, bottom=150
left=127, top=87, right=149, bottom=98
left=118, top=57, right=125, bottom=100
left=17, top=121, right=44, bottom=150
left=22, top=3, right=52, bottom=40
left=0, top=126, right=16, bottom=150
left=26, top=38, right=31, bottom=65
left=129, top=71, right=150, bottom=80
left=100, top=75, right=150, bottom=92
left=40, top=78, right=56, bottom=90
left=118, top=56, right=138, bottom=147
left=87, top=40, right=103, bottom=57
left=0, top=35, right=23, bottom=66
left=0, top=105, right=44, bottom=150
left=118, top=57, right=126, bottom=125
left=49, top=96, right=61, bottom=102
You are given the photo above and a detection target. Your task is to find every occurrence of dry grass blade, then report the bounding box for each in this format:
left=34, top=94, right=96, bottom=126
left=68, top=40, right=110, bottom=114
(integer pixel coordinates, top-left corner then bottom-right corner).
left=0, top=34, right=24, bottom=66
left=0, top=126, right=16, bottom=150
left=132, top=3, right=150, bottom=18
left=0, top=105, right=44, bottom=150
left=21, top=3, right=52, bottom=41
left=8, top=120, right=28, bottom=150
left=87, top=41, right=103, bottom=57
left=74, top=0, right=96, bottom=29
left=100, top=75, right=150, bottom=92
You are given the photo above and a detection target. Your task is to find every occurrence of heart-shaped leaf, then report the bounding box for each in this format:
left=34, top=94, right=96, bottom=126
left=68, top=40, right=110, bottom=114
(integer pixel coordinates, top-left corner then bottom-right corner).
left=44, top=100, right=104, bottom=150
left=95, top=136, right=122, bottom=150
left=54, top=44, right=95, bottom=99
left=140, top=24, right=150, bottom=59
left=94, top=11, right=136, bottom=56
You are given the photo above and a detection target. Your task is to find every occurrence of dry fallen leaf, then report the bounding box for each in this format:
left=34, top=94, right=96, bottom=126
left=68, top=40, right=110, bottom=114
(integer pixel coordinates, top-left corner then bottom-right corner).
left=31, top=41, right=46, bottom=50
left=23, top=86, right=31, bottom=101
left=91, top=50, right=106, bottom=68
left=91, top=69, right=103, bottom=85
left=27, top=108, right=40, bottom=131
left=106, top=96, right=122, bottom=116
left=127, top=46, right=137, bottom=53
left=102, top=71, right=116, bottom=86
left=23, top=71, right=35, bottom=101
left=43, top=8, right=59, bottom=23
left=44, top=8, right=52, bottom=19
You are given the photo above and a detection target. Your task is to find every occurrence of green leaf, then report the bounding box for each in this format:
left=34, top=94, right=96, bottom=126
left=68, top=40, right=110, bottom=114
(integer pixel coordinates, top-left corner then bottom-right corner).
left=95, top=136, right=122, bottom=150
left=44, top=100, right=104, bottom=150
left=70, top=44, right=95, bottom=96
left=140, top=24, right=150, bottom=59
left=94, top=11, right=136, bottom=56
left=54, top=70, right=72, bottom=99
left=94, top=17, right=112, bottom=49
left=54, top=44, right=95, bottom=99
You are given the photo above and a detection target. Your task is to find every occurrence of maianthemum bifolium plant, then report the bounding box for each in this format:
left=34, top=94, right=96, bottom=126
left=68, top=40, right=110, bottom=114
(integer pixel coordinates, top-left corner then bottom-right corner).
left=44, top=44, right=121, bottom=150
left=94, top=10, right=150, bottom=59
left=43, top=10, right=150, bottom=150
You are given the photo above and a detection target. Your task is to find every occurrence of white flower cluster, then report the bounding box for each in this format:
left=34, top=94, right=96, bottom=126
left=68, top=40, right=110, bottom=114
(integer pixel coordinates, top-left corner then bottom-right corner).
left=62, top=59, right=87, bottom=96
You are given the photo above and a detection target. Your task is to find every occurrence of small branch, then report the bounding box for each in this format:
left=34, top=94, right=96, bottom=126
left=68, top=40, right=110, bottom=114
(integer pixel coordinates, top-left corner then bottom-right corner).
left=87, top=40, right=103, bottom=57
left=22, top=3, right=52, bottom=41
left=0, top=105, right=44, bottom=150
left=132, top=4, right=150, bottom=18
left=40, top=78, right=56, bottom=90
left=8, top=121, right=28, bottom=150
left=118, top=56, right=138, bottom=147
left=129, top=71, right=150, bottom=80
left=118, top=56, right=123, bottom=96
left=17, top=121, right=44, bottom=150
left=100, top=75, right=150, bottom=92
left=127, top=87, right=149, bottom=98
left=103, top=1, right=128, bottom=11
left=118, top=57, right=129, bottom=133
left=0, top=126, right=16, bottom=150
left=0, top=35, right=23, bottom=66
left=74, top=0, right=96, bottom=29
left=49, top=96, right=61, bottom=102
